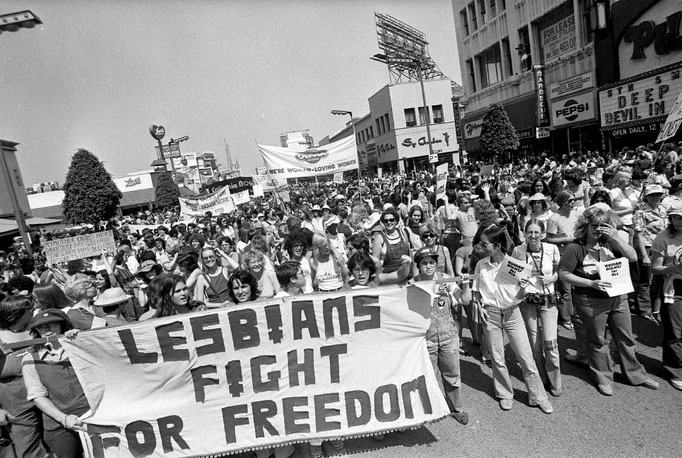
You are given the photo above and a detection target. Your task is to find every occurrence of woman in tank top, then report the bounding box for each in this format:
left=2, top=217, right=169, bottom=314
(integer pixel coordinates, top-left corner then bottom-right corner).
left=371, top=209, right=411, bottom=282
left=194, top=247, right=232, bottom=307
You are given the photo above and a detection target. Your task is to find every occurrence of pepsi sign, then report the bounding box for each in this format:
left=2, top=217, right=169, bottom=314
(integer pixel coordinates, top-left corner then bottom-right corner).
left=551, top=92, right=595, bottom=127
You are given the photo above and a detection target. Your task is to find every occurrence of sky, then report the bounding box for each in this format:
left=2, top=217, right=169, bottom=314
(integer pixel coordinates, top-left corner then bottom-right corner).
left=2, top=0, right=462, bottom=185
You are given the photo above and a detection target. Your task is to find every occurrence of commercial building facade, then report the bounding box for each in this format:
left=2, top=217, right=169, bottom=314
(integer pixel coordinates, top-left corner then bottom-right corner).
left=330, top=79, right=461, bottom=175
left=594, top=0, right=682, bottom=149
left=453, top=0, right=601, bottom=161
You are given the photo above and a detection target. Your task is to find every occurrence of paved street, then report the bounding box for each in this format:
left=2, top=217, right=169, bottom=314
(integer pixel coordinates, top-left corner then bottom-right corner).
left=238, top=314, right=681, bottom=458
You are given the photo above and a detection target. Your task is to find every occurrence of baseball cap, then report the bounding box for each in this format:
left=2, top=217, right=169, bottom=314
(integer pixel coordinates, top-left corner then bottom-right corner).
left=644, top=184, right=665, bottom=196
left=414, top=247, right=439, bottom=265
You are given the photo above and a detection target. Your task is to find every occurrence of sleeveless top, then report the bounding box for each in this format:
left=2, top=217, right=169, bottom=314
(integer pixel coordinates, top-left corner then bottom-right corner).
left=381, top=229, right=410, bottom=273
left=316, top=257, right=344, bottom=291
left=28, top=355, right=90, bottom=430
left=202, top=268, right=231, bottom=305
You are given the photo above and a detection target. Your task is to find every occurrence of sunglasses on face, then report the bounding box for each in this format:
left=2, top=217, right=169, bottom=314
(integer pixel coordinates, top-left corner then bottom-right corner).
left=422, top=233, right=436, bottom=239
left=383, top=218, right=396, bottom=223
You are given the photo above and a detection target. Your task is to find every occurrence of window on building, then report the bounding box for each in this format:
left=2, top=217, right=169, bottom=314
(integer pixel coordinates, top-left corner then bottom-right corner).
left=357, top=133, right=361, bottom=144
left=581, top=0, right=594, bottom=44
left=384, top=114, right=391, bottom=132
left=369, top=126, right=374, bottom=138
left=404, top=108, right=417, bottom=127
left=477, top=43, right=503, bottom=88
left=502, top=37, right=513, bottom=77
left=489, top=0, right=497, bottom=17
left=460, top=9, right=469, bottom=36
left=466, top=58, right=477, bottom=92
left=375, top=118, right=381, bottom=135
left=380, top=116, right=386, bottom=134
left=478, top=0, right=486, bottom=25
left=432, top=105, right=444, bottom=123
left=500, top=0, right=506, bottom=11
left=468, top=2, right=477, bottom=31
left=418, top=107, right=429, bottom=125
left=518, top=27, right=532, bottom=72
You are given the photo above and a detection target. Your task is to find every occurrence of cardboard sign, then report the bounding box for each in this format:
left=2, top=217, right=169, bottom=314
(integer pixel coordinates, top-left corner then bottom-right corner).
left=44, top=231, right=116, bottom=266
left=63, top=286, right=449, bottom=457
left=333, top=172, right=344, bottom=184
left=251, top=184, right=264, bottom=198
left=435, top=163, right=448, bottom=202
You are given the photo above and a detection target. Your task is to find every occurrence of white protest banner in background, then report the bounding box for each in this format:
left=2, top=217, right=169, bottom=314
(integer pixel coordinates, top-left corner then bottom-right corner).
left=252, top=184, right=264, bottom=198
left=435, top=163, right=448, bottom=202
left=231, top=190, right=251, bottom=206
left=597, top=257, right=634, bottom=297
left=63, top=286, right=448, bottom=458
left=179, top=186, right=234, bottom=218
left=252, top=174, right=288, bottom=192
left=44, top=231, right=116, bottom=266
left=656, top=89, right=682, bottom=143
left=494, top=255, right=532, bottom=286
left=259, top=135, right=358, bottom=179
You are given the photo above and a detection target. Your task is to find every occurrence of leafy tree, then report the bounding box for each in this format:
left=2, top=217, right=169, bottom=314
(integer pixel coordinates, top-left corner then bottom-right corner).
left=62, top=149, right=121, bottom=226
left=155, top=172, right=181, bottom=209
left=479, top=103, right=519, bottom=162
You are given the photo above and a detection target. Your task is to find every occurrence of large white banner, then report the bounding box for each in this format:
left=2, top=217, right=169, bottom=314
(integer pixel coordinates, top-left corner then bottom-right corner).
left=258, top=135, right=358, bottom=179
left=62, top=286, right=449, bottom=457
left=178, top=186, right=235, bottom=218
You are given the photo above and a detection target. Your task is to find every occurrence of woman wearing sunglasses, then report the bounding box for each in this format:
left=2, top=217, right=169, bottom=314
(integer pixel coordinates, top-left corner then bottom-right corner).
left=416, top=221, right=454, bottom=277
left=371, top=208, right=411, bottom=283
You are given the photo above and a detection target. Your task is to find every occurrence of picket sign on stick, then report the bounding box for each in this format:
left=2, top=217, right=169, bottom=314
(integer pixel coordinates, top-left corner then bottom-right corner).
left=62, top=286, right=450, bottom=458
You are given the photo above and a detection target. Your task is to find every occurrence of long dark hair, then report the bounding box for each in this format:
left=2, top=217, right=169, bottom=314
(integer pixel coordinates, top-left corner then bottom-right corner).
left=148, top=273, right=186, bottom=318
left=0, top=296, right=34, bottom=329
left=483, top=225, right=512, bottom=255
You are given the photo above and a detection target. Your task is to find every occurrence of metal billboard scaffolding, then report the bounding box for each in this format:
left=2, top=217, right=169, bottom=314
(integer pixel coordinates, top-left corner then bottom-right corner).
left=371, top=12, right=445, bottom=83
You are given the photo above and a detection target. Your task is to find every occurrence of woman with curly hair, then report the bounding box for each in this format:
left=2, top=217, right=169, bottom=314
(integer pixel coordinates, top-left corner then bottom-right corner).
left=243, top=250, right=280, bottom=298
left=283, top=231, right=313, bottom=293
left=63, top=273, right=100, bottom=330
left=559, top=205, right=658, bottom=396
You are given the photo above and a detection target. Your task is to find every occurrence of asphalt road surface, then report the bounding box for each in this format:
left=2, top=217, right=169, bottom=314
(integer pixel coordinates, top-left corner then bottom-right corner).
left=235, top=313, right=681, bottom=458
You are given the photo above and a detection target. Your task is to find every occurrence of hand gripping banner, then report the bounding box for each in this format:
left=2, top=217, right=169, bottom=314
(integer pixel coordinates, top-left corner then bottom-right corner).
left=62, top=286, right=449, bottom=457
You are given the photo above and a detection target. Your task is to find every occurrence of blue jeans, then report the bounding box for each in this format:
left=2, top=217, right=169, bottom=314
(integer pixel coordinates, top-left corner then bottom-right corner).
left=575, top=294, right=650, bottom=386
left=661, top=301, right=682, bottom=380
left=520, top=299, right=561, bottom=392
left=485, top=305, right=548, bottom=404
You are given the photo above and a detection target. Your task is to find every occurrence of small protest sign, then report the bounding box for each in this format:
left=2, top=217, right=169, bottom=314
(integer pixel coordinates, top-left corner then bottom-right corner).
left=597, top=257, right=634, bottom=297
left=44, top=231, right=116, bottom=266
left=494, top=255, right=532, bottom=286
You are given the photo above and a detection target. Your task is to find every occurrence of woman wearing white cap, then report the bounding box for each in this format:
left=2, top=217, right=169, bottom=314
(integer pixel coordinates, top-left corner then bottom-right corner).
left=633, top=184, right=668, bottom=323
left=651, top=204, right=682, bottom=391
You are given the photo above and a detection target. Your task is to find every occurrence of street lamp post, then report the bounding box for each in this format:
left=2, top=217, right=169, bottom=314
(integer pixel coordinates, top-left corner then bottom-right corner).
left=1, top=10, right=43, bottom=257
left=331, top=110, right=361, bottom=182
left=414, top=59, right=436, bottom=173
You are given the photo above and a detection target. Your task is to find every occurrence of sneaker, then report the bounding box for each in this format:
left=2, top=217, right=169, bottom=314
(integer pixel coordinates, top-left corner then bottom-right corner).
left=499, top=399, right=513, bottom=411
left=640, top=378, right=660, bottom=390
left=671, top=379, right=682, bottom=391
left=550, top=386, right=562, bottom=397
left=532, top=400, right=554, bottom=414
left=597, top=384, right=613, bottom=396
left=452, top=411, right=469, bottom=425
left=564, top=352, right=589, bottom=367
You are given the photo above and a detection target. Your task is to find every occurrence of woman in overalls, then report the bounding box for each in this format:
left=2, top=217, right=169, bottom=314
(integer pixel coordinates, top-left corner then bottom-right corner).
left=371, top=208, right=411, bottom=284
